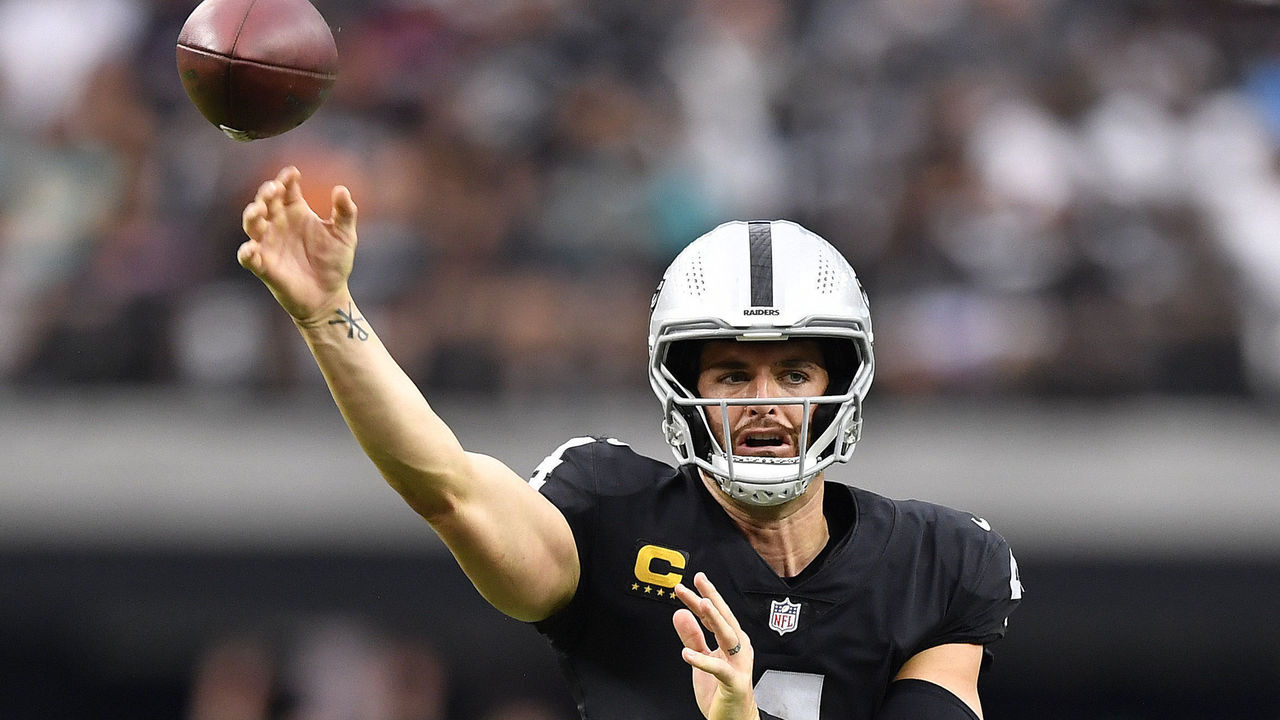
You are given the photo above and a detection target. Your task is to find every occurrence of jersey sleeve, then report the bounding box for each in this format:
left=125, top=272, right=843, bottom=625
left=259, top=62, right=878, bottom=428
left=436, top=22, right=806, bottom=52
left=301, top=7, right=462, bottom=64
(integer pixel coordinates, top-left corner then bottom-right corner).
left=927, top=515, right=1023, bottom=650
left=528, top=436, right=606, bottom=563
left=526, top=436, right=615, bottom=639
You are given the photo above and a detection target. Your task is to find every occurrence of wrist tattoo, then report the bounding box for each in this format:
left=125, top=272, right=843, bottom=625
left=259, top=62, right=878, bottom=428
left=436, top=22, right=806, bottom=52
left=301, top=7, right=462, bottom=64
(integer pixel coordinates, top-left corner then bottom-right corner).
left=328, top=303, right=369, bottom=341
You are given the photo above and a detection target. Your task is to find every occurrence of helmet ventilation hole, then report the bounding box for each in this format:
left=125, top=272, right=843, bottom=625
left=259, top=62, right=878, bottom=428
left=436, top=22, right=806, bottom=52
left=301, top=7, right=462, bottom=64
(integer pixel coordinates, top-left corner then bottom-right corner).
left=815, top=246, right=847, bottom=294
left=683, top=252, right=707, bottom=296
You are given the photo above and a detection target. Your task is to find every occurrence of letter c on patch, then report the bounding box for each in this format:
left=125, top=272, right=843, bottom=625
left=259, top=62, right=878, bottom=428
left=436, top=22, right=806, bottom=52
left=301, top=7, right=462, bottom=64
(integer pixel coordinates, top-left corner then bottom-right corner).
left=634, top=544, right=687, bottom=588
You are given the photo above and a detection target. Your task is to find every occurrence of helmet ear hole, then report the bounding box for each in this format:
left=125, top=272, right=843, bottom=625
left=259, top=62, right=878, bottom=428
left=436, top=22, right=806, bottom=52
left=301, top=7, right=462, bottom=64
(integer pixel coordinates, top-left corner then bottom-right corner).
left=678, top=405, right=714, bottom=458
left=810, top=404, right=839, bottom=449
left=816, top=337, right=860, bottom=397
left=809, top=337, right=860, bottom=450
left=663, top=339, right=715, bottom=458
left=664, top=340, right=704, bottom=396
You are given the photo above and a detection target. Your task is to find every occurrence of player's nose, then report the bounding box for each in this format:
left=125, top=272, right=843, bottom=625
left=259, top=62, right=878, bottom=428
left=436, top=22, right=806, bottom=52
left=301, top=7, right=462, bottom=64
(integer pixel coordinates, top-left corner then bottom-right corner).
left=746, top=372, right=781, bottom=413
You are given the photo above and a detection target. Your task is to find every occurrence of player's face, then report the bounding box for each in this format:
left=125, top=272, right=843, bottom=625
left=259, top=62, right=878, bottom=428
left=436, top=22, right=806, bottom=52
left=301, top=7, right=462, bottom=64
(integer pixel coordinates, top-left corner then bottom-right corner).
left=695, top=340, right=829, bottom=459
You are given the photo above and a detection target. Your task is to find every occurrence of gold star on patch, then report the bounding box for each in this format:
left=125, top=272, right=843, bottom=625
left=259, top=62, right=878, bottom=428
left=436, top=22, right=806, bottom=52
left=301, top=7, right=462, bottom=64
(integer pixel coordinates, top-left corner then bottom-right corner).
left=644, top=586, right=653, bottom=594
left=631, top=583, right=639, bottom=591
left=656, top=588, right=665, bottom=597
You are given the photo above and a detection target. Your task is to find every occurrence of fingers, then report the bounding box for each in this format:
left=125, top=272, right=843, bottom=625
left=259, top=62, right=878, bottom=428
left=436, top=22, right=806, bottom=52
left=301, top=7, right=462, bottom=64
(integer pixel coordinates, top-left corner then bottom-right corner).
left=239, top=166, right=357, bottom=275
left=242, top=202, right=261, bottom=237
left=250, top=166, right=300, bottom=225
left=673, top=608, right=712, bottom=655
left=694, top=572, right=745, bottom=637
left=243, top=176, right=283, bottom=237
left=673, top=581, right=701, bottom=612
left=242, top=167, right=309, bottom=239
left=264, top=179, right=287, bottom=219
left=675, top=573, right=745, bottom=658
left=331, top=184, right=357, bottom=234
left=277, top=166, right=303, bottom=205
left=236, top=239, right=262, bottom=275
left=680, top=646, right=736, bottom=681
left=243, top=168, right=355, bottom=230
left=675, top=609, right=737, bottom=679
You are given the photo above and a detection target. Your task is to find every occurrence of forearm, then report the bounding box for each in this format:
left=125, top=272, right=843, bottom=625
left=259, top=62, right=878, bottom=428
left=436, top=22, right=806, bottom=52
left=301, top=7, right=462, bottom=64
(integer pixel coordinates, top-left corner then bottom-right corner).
left=296, top=295, right=468, bottom=518
left=296, top=296, right=578, bottom=619
left=240, top=169, right=577, bottom=621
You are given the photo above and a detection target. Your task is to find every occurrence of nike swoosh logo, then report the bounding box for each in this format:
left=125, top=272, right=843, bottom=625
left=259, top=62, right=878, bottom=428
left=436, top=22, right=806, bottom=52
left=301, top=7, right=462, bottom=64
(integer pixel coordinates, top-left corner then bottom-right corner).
left=971, top=517, right=991, bottom=531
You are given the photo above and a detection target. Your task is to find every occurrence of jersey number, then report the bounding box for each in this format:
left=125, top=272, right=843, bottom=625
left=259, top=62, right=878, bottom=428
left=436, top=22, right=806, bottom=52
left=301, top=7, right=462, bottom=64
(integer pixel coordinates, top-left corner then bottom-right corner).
left=755, top=670, right=824, bottom=720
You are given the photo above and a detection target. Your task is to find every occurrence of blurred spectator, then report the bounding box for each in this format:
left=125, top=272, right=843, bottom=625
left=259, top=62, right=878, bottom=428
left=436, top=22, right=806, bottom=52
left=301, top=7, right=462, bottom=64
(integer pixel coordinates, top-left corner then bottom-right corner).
left=8, top=56, right=192, bottom=384
left=282, top=619, right=449, bottom=720
left=1, top=0, right=1278, bottom=398
left=188, top=620, right=450, bottom=720
left=663, top=0, right=792, bottom=219
left=187, top=635, right=278, bottom=720
left=0, top=0, right=146, bottom=131
left=478, top=698, right=566, bottom=720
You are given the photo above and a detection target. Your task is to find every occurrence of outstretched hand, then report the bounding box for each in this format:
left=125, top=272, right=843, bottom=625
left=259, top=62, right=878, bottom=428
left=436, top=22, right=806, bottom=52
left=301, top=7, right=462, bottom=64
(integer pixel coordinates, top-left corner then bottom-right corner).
left=239, top=166, right=358, bottom=325
left=673, top=573, right=760, bottom=720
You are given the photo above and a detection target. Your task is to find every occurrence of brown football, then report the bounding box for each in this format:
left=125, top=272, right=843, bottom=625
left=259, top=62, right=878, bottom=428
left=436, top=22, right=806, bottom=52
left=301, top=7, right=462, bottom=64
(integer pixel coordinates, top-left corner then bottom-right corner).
left=176, top=0, right=338, bottom=141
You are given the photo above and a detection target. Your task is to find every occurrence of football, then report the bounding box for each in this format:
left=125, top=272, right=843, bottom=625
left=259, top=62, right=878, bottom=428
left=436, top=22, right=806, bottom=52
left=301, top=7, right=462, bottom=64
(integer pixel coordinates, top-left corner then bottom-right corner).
left=176, top=0, right=338, bottom=141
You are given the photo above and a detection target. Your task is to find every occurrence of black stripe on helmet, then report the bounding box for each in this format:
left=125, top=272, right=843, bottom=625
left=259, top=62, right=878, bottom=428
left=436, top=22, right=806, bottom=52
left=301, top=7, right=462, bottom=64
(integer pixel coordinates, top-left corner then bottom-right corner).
left=748, top=221, right=773, bottom=307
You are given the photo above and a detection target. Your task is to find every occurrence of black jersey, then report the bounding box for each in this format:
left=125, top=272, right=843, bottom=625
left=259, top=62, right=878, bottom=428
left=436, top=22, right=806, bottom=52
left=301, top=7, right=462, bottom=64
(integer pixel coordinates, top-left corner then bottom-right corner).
left=531, top=437, right=1022, bottom=720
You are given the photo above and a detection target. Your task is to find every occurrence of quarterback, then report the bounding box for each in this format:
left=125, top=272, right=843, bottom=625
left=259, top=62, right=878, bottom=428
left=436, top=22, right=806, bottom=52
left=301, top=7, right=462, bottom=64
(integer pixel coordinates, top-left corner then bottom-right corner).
left=239, top=166, right=1022, bottom=720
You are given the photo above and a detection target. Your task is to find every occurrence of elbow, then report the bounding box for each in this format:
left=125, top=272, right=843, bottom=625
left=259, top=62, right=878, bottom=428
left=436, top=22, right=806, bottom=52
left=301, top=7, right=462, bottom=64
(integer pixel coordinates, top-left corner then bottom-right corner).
left=376, top=455, right=470, bottom=522
left=398, top=484, right=461, bottom=522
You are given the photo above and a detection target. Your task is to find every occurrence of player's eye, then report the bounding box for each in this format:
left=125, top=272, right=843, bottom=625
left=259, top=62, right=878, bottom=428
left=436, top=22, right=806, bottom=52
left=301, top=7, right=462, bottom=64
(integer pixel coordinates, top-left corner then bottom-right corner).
left=780, top=370, right=809, bottom=385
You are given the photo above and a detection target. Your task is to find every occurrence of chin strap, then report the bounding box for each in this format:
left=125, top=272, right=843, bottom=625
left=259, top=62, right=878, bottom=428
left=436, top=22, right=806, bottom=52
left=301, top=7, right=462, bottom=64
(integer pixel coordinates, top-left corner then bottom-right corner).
left=718, top=474, right=812, bottom=507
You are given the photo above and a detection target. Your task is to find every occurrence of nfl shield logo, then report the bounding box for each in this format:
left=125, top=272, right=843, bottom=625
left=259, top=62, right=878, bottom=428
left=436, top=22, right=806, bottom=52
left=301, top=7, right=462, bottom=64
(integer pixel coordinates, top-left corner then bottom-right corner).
left=769, top=598, right=801, bottom=636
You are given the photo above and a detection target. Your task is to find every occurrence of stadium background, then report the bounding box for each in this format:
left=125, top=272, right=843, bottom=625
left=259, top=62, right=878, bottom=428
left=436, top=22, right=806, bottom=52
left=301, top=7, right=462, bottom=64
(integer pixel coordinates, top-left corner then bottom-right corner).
left=2, top=0, right=1279, bottom=717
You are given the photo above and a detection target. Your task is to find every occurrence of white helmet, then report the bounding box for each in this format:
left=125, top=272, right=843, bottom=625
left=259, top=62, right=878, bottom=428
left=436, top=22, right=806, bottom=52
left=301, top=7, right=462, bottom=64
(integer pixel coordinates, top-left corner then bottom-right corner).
left=647, top=220, right=875, bottom=506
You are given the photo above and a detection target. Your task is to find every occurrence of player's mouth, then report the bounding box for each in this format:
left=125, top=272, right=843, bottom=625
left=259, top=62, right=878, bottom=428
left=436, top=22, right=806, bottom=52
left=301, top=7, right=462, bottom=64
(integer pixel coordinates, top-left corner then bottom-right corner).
left=734, top=428, right=796, bottom=457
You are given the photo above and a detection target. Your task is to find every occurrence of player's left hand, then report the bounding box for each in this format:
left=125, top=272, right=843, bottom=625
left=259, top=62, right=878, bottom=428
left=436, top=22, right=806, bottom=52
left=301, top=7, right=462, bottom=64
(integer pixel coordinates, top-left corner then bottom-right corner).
left=673, top=572, right=759, bottom=720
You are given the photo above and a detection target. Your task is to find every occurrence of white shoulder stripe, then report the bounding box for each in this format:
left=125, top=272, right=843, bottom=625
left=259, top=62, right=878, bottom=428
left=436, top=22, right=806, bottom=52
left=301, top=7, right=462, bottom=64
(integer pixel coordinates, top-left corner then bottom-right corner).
left=1010, top=549, right=1023, bottom=601
left=528, top=436, right=603, bottom=491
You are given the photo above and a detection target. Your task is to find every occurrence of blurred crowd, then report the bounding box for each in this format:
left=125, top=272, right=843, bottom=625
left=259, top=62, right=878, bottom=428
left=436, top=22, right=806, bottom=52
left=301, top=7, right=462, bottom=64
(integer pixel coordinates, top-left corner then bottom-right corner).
left=186, top=620, right=565, bottom=720
left=3, top=0, right=1280, bottom=398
